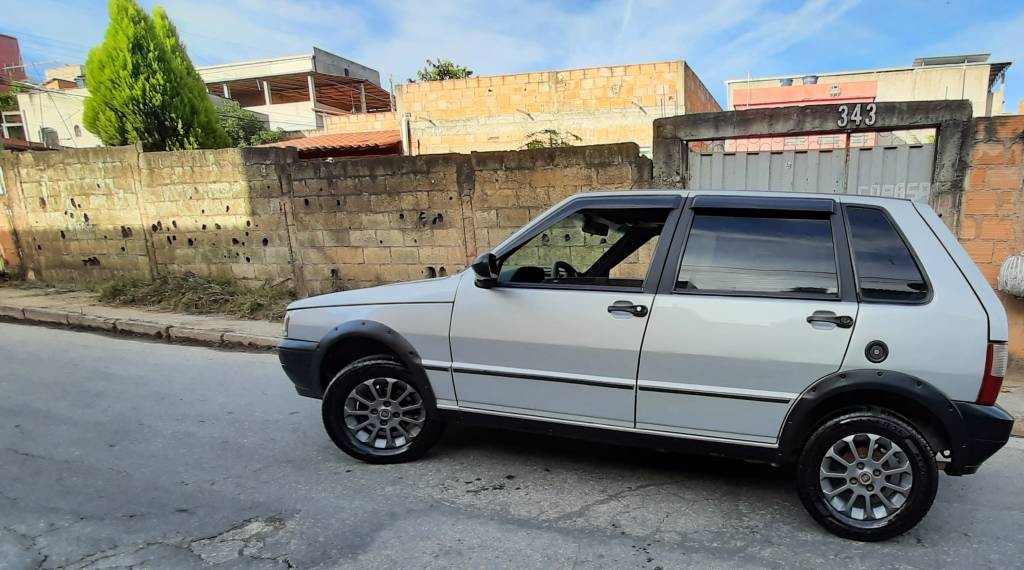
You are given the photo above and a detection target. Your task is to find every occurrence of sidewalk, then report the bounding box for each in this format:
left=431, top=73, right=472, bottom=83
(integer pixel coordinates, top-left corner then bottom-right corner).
left=1, top=285, right=1021, bottom=436
left=0, top=287, right=281, bottom=349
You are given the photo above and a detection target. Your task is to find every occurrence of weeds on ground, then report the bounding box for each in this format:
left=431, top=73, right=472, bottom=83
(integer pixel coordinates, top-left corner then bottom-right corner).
left=96, top=273, right=295, bottom=321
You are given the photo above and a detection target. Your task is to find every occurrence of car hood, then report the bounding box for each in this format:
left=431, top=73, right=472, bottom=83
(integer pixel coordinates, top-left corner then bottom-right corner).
left=287, top=273, right=464, bottom=310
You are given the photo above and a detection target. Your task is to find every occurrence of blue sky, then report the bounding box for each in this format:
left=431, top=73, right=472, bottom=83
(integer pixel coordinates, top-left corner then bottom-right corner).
left=5, top=0, right=1023, bottom=111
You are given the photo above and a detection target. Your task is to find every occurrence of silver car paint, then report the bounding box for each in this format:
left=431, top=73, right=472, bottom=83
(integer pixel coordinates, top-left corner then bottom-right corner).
left=637, top=296, right=858, bottom=441
left=913, top=202, right=1009, bottom=342
left=836, top=196, right=989, bottom=402
left=284, top=189, right=1004, bottom=445
left=448, top=273, right=651, bottom=427
left=287, top=294, right=459, bottom=404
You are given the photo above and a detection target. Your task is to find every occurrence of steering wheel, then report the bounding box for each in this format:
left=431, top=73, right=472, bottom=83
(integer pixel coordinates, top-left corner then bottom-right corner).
left=551, top=260, right=579, bottom=280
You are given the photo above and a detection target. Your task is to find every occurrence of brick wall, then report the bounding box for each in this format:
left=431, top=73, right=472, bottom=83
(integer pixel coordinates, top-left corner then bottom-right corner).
left=683, top=63, right=721, bottom=114
left=0, top=142, right=651, bottom=294
left=958, top=115, right=1024, bottom=359
left=384, top=61, right=720, bottom=155
left=324, top=111, right=401, bottom=134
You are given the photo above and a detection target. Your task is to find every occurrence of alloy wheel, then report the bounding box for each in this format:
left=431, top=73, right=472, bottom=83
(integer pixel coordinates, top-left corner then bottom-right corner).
left=818, top=433, right=914, bottom=528
left=343, top=377, right=426, bottom=450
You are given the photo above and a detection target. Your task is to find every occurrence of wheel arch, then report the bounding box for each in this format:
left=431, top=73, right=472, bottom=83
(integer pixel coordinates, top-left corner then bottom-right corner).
left=313, top=320, right=429, bottom=397
left=777, top=369, right=971, bottom=474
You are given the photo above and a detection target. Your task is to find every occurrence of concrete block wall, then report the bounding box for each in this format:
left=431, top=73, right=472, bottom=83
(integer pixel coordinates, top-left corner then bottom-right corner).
left=0, top=142, right=652, bottom=295
left=289, top=154, right=469, bottom=293
left=324, top=111, right=401, bottom=135
left=1, top=146, right=153, bottom=284
left=137, top=148, right=296, bottom=284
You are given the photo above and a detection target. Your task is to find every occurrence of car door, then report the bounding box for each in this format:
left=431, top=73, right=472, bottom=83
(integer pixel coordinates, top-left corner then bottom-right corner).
left=637, top=195, right=858, bottom=443
left=449, top=194, right=682, bottom=428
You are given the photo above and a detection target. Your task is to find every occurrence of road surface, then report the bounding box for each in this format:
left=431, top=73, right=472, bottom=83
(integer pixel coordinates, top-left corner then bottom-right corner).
left=2, top=321, right=1022, bottom=569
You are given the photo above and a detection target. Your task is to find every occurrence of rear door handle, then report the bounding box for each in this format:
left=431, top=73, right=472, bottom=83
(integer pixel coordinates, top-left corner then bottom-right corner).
left=608, top=303, right=648, bottom=317
left=806, top=311, right=854, bottom=328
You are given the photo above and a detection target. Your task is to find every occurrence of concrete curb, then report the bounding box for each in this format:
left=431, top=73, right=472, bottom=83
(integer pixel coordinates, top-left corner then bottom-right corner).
left=0, top=303, right=279, bottom=351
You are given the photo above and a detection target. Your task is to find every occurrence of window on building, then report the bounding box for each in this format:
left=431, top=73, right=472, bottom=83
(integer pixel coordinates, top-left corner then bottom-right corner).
left=73, top=125, right=82, bottom=137
left=344, top=68, right=350, bottom=77
left=677, top=213, right=839, bottom=297
left=846, top=206, right=928, bottom=302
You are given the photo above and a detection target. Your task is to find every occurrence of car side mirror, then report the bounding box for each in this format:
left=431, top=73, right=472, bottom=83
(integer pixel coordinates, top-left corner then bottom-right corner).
left=472, top=253, right=499, bottom=289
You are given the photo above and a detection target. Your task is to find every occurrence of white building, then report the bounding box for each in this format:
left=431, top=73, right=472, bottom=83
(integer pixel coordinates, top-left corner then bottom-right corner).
left=15, top=47, right=390, bottom=147
left=197, top=47, right=392, bottom=131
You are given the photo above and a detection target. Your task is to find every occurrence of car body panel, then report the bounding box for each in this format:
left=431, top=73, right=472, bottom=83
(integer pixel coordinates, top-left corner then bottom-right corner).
left=913, top=202, right=1009, bottom=342
left=287, top=274, right=461, bottom=311
left=449, top=272, right=651, bottom=427
left=638, top=296, right=858, bottom=441
left=286, top=300, right=457, bottom=404
left=836, top=197, right=989, bottom=402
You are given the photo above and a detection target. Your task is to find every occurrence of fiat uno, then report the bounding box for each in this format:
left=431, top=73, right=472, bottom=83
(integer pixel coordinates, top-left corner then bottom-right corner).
left=278, top=191, right=1014, bottom=541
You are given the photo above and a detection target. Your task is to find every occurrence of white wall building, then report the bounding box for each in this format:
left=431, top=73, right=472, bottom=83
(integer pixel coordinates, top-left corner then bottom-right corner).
left=197, top=47, right=392, bottom=131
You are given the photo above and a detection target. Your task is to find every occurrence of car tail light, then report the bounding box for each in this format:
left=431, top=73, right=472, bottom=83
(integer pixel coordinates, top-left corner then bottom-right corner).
left=976, top=342, right=1008, bottom=406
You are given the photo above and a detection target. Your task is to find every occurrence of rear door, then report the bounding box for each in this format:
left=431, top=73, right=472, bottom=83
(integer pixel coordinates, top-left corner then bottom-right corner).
left=636, top=195, right=858, bottom=443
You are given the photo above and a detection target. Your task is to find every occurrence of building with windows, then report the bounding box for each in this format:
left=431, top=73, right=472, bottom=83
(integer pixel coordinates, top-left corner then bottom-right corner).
left=14, top=47, right=387, bottom=148
left=719, top=54, right=1011, bottom=152
left=197, top=47, right=392, bottom=131
left=726, top=54, right=1010, bottom=116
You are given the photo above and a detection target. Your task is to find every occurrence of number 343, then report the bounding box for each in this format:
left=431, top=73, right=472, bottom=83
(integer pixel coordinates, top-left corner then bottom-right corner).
left=837, top=103, right=876, bottom=128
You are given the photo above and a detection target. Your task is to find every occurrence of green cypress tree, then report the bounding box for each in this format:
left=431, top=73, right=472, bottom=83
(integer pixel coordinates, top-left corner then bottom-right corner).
left=83, top=0, right=228, bottom=150
left=151, top=5, right=229, bottom=149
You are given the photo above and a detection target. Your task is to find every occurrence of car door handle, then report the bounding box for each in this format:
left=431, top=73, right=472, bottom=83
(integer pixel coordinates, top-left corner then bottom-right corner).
left=806, top=311, right=854, bottom=328
left=607, top=303, right=648, bottom=317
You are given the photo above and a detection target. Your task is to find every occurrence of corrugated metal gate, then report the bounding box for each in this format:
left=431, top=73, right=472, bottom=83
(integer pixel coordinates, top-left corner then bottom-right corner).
left=687, top=143, right=936, bottom=203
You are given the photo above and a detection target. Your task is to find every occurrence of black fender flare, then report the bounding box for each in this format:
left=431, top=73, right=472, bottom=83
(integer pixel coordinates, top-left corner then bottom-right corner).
left=775, top=369, right=972, bottom=474
left=311, top=319, right=432, bottom=397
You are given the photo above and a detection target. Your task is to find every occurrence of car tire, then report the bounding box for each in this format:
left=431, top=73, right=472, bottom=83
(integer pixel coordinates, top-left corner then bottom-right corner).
left=322, top=355, right=444, bottom=464
left=796, top=408, right=938, bottom=541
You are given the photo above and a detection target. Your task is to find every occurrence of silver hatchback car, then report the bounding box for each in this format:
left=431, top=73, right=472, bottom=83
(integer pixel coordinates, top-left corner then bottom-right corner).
left=279, top=191, right=1014, bottom=541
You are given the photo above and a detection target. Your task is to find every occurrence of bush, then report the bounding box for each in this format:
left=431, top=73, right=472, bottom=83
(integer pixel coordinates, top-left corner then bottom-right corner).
left=96, top=273, right=295, bottom=321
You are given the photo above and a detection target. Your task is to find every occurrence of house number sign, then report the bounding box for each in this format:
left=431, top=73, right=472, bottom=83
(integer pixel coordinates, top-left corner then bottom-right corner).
left=837, top=103, right=877, bottom=128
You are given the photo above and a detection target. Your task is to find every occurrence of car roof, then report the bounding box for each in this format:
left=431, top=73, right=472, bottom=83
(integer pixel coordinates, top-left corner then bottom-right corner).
left=578, top=189, right=915, bottom=204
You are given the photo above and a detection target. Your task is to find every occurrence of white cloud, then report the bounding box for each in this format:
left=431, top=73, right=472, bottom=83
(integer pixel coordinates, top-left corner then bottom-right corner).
left=27, top=0, right=1023, bottom=111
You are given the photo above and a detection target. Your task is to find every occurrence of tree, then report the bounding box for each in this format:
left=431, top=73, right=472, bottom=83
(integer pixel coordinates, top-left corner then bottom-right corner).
left=523, top=129, right=582, bottom=149
left=217, top=100, right=286, bottom=147
left=83, top=0, right=228, bottom=150
left=0, top=84, right=20, bottom=112
left=151, top=6, right=229, bottom=148
left=410, top=59, right=473, bottom=82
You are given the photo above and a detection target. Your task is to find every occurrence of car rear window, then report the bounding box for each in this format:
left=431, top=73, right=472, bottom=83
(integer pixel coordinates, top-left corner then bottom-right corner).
left=676, top=213, right=839, bottom=297
left=846, top=206, right=929, bottom=302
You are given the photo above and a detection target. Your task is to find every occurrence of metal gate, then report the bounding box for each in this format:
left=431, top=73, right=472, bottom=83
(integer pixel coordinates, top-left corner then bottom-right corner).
left=687, top=143, right=936, bottom=203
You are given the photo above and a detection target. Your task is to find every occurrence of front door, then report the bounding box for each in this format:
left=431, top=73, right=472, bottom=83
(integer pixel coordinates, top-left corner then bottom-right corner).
left=637, top=196, right=858, bottom=443
left=449, top=195, right=680, bottom=427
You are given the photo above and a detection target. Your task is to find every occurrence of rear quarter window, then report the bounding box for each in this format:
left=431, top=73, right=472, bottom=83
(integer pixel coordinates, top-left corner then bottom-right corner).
left=846, top=206, right=929, bottom=302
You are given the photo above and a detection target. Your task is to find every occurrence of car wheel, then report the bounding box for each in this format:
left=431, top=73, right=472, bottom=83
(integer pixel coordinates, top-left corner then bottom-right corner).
left=321, top=355, right=444, bottom=464
left=796, top=409, right=938, bottom=541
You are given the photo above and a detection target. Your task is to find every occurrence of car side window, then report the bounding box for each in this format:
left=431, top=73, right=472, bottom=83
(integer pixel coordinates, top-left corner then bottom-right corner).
left=676, top=212, right=839, bottom=297
left=846, top=206, right=929, bottom=302
left=498, top=207, right=671, bottom=289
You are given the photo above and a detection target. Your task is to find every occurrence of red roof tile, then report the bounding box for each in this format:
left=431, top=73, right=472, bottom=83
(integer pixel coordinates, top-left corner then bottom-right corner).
left=259, top=130, right=401, bottom=152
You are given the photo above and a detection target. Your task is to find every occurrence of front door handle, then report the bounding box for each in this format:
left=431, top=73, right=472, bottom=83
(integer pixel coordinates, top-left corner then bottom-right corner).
left=806, top=311, right=854, bottom=328
left=608, top=302, right=648, bottom=317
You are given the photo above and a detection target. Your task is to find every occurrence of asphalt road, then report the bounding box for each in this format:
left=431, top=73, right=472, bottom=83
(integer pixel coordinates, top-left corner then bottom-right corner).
left=2, top=322, right=1023, bottom=569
